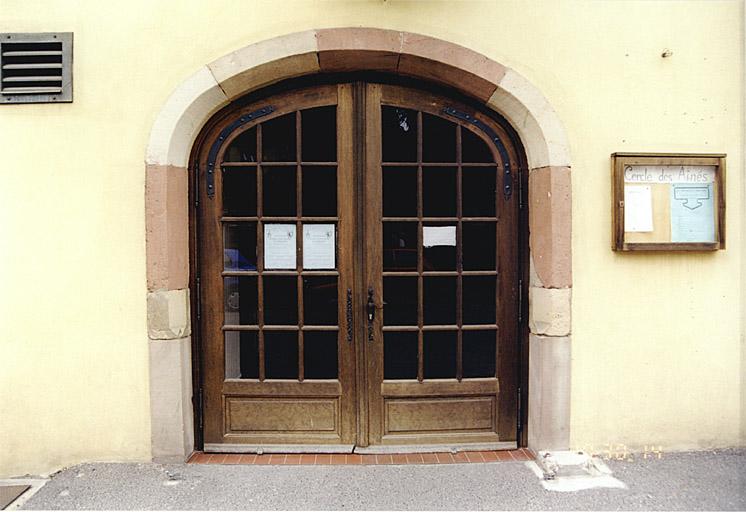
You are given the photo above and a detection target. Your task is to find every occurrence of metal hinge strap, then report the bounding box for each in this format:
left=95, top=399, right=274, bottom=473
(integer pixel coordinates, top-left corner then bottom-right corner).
left=194, top=162, right=200, bottom=208
left=198, top=388, right=204, bottom=430
left=519, top=171, right=524, bottom=209
left=195, top=276, right=201, bottom=321
left=441, top=107, right=513, bottom=200
left=517, top=387, right=522, bottom=432
left=206, top=105, right=274, bottom=198
left=518, top=279, right=523, bottom=323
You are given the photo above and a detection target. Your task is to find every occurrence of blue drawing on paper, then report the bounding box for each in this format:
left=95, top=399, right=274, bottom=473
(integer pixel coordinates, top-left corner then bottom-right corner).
left=670, top=183, right=715, bottom=242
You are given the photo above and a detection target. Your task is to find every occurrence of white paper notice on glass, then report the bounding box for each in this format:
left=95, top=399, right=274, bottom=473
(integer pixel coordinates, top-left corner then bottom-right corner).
left=303, top=224, right=336, bottom=269
left=264, top=224, right=296, bottom=269
left=423, top=226, right=456, bottom=247
left=624, top=185, right=654, bottom=232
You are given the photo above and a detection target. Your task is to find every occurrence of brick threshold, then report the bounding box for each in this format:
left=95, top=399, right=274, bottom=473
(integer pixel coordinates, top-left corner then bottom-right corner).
left=189, top=449, right=534, bottom=465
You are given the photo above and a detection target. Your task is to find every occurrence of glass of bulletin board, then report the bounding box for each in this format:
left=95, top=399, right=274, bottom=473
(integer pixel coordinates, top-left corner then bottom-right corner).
left=612, top=153, right=726, bottom=251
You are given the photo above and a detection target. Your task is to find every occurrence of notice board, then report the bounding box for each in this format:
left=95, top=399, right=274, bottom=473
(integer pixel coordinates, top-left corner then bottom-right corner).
left=611, top=153, right=725, bottom=251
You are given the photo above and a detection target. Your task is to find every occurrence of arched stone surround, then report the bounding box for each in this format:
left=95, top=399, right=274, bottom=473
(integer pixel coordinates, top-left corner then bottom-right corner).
left=145, top=28, right=572, bottom=461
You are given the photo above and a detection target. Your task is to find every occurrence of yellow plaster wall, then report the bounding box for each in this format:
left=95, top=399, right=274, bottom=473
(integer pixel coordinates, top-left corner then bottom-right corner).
left=0, top=0, right=742, bottom=476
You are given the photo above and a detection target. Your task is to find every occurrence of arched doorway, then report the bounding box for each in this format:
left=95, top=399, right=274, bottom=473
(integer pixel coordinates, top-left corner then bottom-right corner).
left=192, top=79, right=526, bottom=451
left=145, top=28, right=571, bottom=461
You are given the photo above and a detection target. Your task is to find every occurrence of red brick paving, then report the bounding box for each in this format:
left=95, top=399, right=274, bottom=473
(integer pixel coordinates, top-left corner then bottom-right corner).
left=405, top=453, right=424, bottom=464
left=188, top=449, right=533, bottom=465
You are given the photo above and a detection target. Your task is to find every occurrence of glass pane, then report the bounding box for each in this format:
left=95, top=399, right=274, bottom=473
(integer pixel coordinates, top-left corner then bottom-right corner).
left=265, top=331, right=298, bottom=379
left=423, top=224, right=456, bottom=271
left=304, top=331, right=338, bottom=379
left=423, top=277, right=457, bottom=325
left=383, top=276, right=417, bottom=326
left=461, top=127, right=494, bottom=163
left=224, top=276, right=258, bottom=325
left=462, top=167, right=496, bottom=217
left=222, top=167, right=257, bottom=216
left=263, top=275, right=297, bottom=325
left=382, top=106, right=417, bottom=162
left=462, top=276, right=496, bottom=325
left=303, top=276, right=338, bottom=326
left=463, top=222, right=496, bottom=270
left=262, top=166, right=296, bottom=216
left=302, top=166, right=336, bottom=217
left=423, top=113, right=456, bottom=162
left=225, top=331, right=259, bottom=379
left=223, top=223, right=257, bottom=270
left=224, top=127, right=257, bottom=162
left=462, top=330, right=496, bottom=378
left=262, top=113, right=296, bottom=162
left=423, top=166, right=456, bottom=217
left=384, top=331, right=418, bottom=379
left=383, top=166, right=417, bottom=217
left=383, top=222, right=417, bottom=272
left=301, top=106, right=336, bottom=162
left=424, top=331, right=457, bottom=379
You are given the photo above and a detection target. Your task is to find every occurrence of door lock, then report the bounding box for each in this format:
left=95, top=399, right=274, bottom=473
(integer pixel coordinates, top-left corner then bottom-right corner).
left=367, top=287, right=377, bottom=342
left=367, top=287, right=376, bottom=322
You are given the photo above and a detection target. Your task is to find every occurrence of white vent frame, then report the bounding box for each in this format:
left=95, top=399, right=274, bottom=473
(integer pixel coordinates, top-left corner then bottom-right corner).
left=1, top=32, right=73, bottom=104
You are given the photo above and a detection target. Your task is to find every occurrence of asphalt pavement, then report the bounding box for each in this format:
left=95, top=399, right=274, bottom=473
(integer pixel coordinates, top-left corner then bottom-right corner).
left=19, top=449, right=745, bottom=510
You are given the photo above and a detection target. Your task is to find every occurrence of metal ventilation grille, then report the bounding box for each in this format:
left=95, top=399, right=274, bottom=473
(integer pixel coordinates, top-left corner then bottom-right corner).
left=1, top=33, right=72, bottom=103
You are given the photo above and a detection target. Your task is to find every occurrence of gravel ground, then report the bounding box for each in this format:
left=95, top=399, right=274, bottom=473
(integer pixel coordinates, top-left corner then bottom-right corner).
left=20, top=449, right=745, bottom=510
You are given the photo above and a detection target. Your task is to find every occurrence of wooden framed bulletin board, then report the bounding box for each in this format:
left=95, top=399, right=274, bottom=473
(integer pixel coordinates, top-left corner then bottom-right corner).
left=612, top=153, right=726, bottom=251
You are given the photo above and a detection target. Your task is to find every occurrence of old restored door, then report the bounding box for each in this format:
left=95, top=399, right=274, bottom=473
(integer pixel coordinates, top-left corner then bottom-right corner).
left=197, top=81, right=521, bottom=451
left=361, top=84, right=520, bottom=448
left=198, top=84, right=358, bottom=450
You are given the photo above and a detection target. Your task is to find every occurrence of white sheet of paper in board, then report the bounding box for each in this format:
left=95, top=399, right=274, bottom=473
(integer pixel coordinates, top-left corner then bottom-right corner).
left=303, top=224, right=335, bottom=269
left=423, top=226, right=456, bottom=247
left=264, top=224, right=296, bottom=269
left=624, top=185, right=654, bottom=232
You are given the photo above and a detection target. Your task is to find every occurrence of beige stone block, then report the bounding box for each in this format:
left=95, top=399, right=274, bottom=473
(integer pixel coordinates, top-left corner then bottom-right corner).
left=145, top=164, right=189, bottom=291
left=528, top=165, right=572, bottom=288
left=208, top=31, right=319, bottom=99
left=529, top=287, right=571, bottom=336
left=147, top=289, right=191, bottom=340
left=489, top=86, right=547, bottom=170
left=489, top=68, right=571, bottom=170
left=528, top=334, right=571, bottom=451
left=147, top=66, right=228, bottom=168
left=149, top=337, right=194, bottom=462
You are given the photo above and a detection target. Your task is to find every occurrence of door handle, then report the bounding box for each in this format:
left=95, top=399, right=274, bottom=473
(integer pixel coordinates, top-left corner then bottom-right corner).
left=367, top=287, right=376, bottom=342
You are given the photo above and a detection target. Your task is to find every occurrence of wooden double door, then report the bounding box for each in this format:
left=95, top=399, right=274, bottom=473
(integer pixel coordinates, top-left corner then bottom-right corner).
left=196, top=82, right=522, bottom=452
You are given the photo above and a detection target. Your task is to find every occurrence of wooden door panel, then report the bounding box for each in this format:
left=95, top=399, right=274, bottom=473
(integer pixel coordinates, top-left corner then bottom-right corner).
left=364, top=83, right=520, bottom=447
left=199, top=84, right=357, bottom=449
left=226, top=398, right=339, bottom=433
left=384, top=397, right=494, bottom=434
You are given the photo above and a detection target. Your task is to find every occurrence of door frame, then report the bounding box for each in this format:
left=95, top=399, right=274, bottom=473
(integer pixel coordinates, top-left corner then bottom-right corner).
left=188, top=75, right=530, bottom=451
left=145, top=28, right=572, bottom=462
